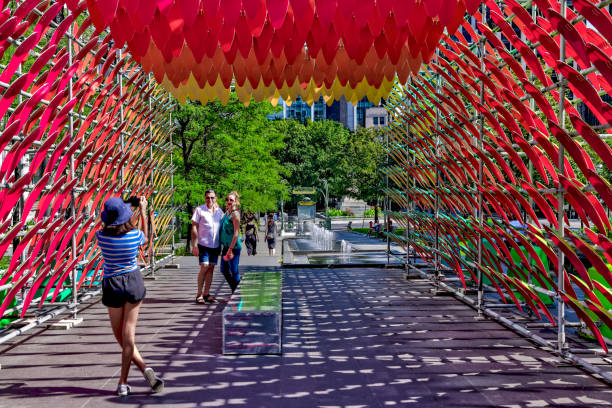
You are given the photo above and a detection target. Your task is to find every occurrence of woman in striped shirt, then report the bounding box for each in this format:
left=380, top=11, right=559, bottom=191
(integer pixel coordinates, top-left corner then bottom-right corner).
left=97, top=196, right=164, bottom=397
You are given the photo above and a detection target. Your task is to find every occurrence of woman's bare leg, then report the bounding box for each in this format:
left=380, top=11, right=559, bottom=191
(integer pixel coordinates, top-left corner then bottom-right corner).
left=108, top=303, right=146, bottom=385
left=119, top=301, right=144, bottom=384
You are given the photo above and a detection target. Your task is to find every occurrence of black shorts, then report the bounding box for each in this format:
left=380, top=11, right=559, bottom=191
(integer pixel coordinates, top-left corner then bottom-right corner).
left=102, top=271, right=146, bottom=308
left=267, top=238, right=276, bottom=249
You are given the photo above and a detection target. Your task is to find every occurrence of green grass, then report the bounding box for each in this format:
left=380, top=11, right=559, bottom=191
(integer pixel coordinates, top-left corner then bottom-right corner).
left=0, top=256, right=9, bottom=270
left=363, top=207, right=381, bottom=217
left=326, top=209, right=355, bottom=217
left=174, top=246, right=187, bottom=256
left=0, top=288, right=18, bottom=328
left=582, top=266, right=612, bottom=341
left=351, top=227, right=405, bottom=236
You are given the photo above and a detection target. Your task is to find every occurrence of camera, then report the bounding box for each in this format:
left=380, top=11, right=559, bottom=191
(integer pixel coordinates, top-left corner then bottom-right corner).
left=124, top=196, right=140, bottom=208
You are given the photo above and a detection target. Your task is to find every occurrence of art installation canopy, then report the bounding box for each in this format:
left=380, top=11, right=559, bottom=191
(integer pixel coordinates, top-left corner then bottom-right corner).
left=82, top=0, right=482, bottom=106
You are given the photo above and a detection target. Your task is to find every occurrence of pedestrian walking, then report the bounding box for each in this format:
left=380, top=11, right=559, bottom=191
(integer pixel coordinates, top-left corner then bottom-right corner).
left=264, top=213, right=278, bottom=256
left=97, top=197, right=164, bottom=397
left=220, top=191, right=242, bottom=297
left=243, top=211, right=258, bottom=256
left=191, top=189, right=223, bottom=304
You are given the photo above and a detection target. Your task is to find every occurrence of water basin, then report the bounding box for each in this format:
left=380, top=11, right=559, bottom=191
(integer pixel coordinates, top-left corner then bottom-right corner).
left=288, top=239, right=341, bottom=252
left=306, top=252, right=404, bottom=265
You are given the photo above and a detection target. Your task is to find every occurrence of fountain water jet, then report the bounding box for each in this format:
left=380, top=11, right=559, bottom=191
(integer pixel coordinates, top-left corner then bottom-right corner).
left=341, top=240, right=352, bottom=262
left=311, top=222, right=334, bottom=251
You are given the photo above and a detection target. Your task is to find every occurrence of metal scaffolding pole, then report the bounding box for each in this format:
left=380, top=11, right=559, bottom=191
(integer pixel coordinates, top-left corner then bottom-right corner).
left=169, top=94, right=175, bottom=263
left=405, top=78, right=412, bottom=273
left=526, top=3, right=538, bottom=287
left=10, top=58, right=25, bottom=317
left=556, top=0, right=568, bottom=355
left=434, top=50, right=442, bottom=289
left=149, top=75, right=156, bottom=279
left=13, top=62, right=24, bottom=263
left=67, top=11, right=78, bottom=320
left=119, top=49, right=125, bottom=183
left=405, top=145, right=410, bottom=272
left=476, top=4, right=486, bottom=313
left=385, top=123, right=390, bottom=264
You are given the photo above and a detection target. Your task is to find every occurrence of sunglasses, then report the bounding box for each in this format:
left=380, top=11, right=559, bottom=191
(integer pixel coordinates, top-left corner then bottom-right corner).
left=226, top=198, right=235, bottom=202
left=205, top=196, right=216, bottom=200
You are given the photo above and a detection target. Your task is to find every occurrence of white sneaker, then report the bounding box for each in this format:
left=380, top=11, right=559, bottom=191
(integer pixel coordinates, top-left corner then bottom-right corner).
left=117, top=384, right=131, bottom=397
left=143, top=367, right=164, bottom=393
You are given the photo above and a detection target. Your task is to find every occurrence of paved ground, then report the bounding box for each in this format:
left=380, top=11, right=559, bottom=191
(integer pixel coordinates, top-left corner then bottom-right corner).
left=1, top=234, right=611, bottom=407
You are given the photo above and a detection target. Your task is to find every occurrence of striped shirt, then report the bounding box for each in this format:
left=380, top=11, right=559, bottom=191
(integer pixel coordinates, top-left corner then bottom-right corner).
left=96, top=230, right=145, bottom=278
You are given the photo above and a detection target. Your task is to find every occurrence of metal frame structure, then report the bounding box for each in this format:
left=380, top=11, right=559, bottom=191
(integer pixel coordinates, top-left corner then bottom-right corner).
left=0, top=1, right=177, bottom=340
left=384, top=0, right=612, bottom=381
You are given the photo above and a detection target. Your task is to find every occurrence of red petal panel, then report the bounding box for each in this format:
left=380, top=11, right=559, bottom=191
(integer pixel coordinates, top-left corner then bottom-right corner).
left=267, top=0, right=288, bottom=29
left=220, top=0, right=242, bottom=28
left=178, top=0, right=200, bottom=28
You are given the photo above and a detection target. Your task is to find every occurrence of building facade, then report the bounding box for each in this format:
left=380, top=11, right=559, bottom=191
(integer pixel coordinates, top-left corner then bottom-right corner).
left=272, top=96, right=385, bottom=131
left=364, top=107, right=389, bottom=129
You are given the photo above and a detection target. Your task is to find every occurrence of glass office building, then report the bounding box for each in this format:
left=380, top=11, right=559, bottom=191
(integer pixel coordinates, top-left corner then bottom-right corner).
left=356, top=99, right=374, bottom=128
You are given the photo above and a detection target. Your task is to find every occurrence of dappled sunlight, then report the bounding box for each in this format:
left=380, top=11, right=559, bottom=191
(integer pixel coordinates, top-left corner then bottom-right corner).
left=1, top=259, right=611, bottom=406
left=1, top=0, right=612, bottom=405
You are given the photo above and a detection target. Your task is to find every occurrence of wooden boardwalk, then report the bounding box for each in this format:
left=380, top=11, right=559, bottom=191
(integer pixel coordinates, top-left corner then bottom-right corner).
left=1, top=244, right=611, bottom=407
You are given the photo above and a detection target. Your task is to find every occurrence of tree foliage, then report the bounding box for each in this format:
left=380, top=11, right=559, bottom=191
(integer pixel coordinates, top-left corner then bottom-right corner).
left=172, top=96, right=287, bottom=215
left=273, top=120, right=385, bottom=205
left=273, top=120, right=349, bottom=197
left=172, top=98, right=386, bottom=232
left=344, top=127, right=386, bottom=204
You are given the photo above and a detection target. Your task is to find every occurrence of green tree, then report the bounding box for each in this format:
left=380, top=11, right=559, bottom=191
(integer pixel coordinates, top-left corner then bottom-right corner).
left=274, top=120, right=352, bottom=201
left=274, top=120, right=385, bottom=212
left=344, top=127, right=386, bottom=206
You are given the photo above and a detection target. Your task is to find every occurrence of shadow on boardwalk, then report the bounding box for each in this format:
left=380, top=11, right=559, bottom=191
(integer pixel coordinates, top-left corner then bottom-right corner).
left=0, top=253, right=611, bottom=408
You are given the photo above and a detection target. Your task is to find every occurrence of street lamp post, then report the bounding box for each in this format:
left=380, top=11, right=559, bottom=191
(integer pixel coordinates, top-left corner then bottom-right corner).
left=280, top=179, right=287, bottom=232
left=321, top=179, right=329, bottom=215
left=280, top=194, right=284, bottom=232
left=320, top=179, right=330, bottom=230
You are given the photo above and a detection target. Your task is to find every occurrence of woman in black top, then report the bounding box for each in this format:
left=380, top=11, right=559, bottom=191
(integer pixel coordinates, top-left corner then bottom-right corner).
left=243, top=212, right=258, bottom=256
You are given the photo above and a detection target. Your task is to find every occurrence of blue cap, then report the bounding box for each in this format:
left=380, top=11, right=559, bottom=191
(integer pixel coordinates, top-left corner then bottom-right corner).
left=101, top=197, right=133, bottom=226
